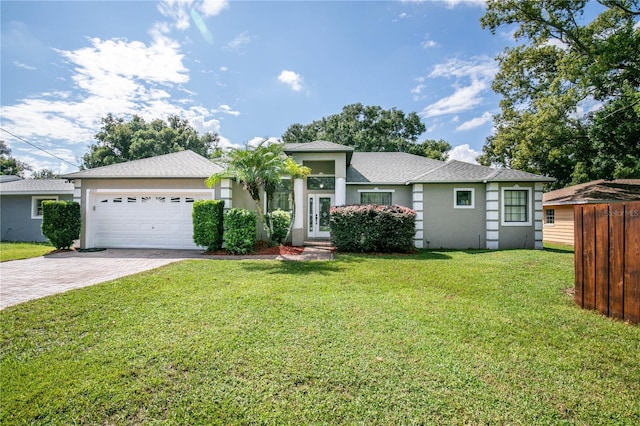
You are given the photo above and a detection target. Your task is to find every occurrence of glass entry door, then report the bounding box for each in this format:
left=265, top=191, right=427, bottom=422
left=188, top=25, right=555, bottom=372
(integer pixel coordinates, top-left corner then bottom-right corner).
left=308, top=194, right=333, bottom=239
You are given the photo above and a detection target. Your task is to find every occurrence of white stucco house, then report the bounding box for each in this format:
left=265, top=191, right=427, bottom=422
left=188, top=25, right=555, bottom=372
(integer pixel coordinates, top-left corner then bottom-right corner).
left=61, top=141, right=554, bottom=250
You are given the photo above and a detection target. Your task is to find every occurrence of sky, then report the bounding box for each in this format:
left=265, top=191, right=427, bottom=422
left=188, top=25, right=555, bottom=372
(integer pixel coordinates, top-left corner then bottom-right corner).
left=1, top=0, right=519, bottom=175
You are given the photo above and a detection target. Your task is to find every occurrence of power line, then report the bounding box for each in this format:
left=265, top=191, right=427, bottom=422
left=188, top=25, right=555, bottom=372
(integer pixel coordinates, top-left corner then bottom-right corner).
left=0, top=127, right=81, bottom=169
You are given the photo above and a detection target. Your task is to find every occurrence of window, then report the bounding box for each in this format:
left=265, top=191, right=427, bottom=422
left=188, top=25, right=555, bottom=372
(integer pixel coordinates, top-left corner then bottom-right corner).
left=269, top=179, right=291, bottom=212
left=31, top=196, right=58, bottom=219
left=502, top=187, right=532, bottom=226
left=360, top=191, right=392, bottom=205
left=307, top=176, right=335, bottom=190
left=545, top=208, right=555, bottom=225
left=454, top=188, right=475, bottom=209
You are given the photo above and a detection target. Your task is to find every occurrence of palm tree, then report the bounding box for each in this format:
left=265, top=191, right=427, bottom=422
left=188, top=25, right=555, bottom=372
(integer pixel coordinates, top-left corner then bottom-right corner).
left=206, top=140, right=307, bottom=243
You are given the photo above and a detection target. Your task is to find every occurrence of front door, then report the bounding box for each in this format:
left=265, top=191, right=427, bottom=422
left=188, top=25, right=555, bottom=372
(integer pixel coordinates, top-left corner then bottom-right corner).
left=308, top=194, right=333, bottom=239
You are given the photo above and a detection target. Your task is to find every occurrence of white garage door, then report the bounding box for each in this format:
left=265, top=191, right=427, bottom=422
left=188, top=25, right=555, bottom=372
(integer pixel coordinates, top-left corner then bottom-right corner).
left=92, top=192, right=210, bottom=249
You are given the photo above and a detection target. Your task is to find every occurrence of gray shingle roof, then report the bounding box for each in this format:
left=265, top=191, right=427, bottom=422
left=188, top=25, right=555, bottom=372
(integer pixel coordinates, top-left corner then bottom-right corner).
left=284, top=140, right=354, bottom=153
left=0, top=179, right=74, bottom=194
left=348, top=155, right=555, bottom=185
left=62, top=150, right=223, bottom=179
left=347, top=152, right=443, bottom=184
left=409, top=160, right=555, bottom=183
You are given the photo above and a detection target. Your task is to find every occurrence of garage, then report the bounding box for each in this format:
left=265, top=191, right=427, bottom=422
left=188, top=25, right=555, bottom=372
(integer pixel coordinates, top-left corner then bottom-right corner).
left=61, top=150, right=227, bottom=250
left=91, top=192, right=210, bottom=249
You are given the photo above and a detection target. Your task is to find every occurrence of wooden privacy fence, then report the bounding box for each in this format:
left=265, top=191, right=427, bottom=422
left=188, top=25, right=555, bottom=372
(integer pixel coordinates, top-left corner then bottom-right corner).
left=574, top=202, right=640, bottom=324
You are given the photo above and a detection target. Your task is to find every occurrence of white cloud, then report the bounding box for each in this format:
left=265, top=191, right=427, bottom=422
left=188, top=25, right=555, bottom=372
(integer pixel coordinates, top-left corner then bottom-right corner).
left=419, top=56, right=498, bottom=118
left=225, top=31, right=252, bottom=51
left=214, top=104, right=240, bottom=116
left=14, top=61, right=36, bottom=70
left=199, top=0, right=229, bottom=17
left=421, top=39, right=437, bottom=48
left=278, top=70, right=304, bottom=92
left=442, top=0, right=486, bottom=8
left=448, top=144, right=480, bottom=164
left=247, top=136, right=281, bottom=148
left=455, top=111, right=493, bottom=131
left=157, top=0, right=228, bottom=32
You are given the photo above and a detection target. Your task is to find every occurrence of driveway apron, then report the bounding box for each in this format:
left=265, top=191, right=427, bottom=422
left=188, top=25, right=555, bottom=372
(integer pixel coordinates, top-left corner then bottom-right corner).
left=0, top=249, right=202, bottom=309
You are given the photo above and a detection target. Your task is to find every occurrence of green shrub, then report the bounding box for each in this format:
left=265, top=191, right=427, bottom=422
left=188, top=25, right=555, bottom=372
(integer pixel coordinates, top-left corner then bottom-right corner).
left=192, top=200, right=225, bottom=251
left=224, top=208, right=257, bottom=254
left=330, top=204, right=416, bottom=253
left=269, top=209, right=291, bottom=245
left=41, top=201, right=81, bottom=250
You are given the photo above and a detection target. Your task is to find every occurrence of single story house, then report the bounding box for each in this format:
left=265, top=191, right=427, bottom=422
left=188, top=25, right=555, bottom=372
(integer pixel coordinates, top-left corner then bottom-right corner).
left=0, top=178, right=75, bottom=242
left=62, top=141, right=554, bottom=250
left=543, top=179, right=640, bottom=245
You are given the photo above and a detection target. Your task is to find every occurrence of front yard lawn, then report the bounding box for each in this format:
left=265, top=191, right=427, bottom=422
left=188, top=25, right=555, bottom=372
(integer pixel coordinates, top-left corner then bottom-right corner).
left=0, top=241, right=53, bottom=262
left=1, top=249, right=639, bottom=424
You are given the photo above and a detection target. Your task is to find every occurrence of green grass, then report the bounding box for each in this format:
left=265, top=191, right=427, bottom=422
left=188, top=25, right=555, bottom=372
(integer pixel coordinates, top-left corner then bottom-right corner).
left=0, top=241, right=53, bottom=262
left=2, top=250, right=639, bottom=424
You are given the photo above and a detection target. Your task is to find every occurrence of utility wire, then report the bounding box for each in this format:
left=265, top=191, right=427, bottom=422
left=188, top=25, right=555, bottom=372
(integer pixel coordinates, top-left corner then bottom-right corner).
left=0, top=127, right=81, bottom=169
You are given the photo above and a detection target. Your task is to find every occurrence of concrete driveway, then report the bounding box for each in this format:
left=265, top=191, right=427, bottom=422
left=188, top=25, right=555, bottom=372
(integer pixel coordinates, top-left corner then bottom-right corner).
left=0, top=247, right=333, bottom=309
left=0, top=249, right=203, bottom=309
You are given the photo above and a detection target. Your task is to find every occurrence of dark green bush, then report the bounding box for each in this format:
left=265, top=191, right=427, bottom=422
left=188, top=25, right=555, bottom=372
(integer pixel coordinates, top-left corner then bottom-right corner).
left=224, top=208, right=257, bottom=254
left=269, top=209, right=291, bottom=245
left=330, top=204, right=416, bottom=253
left=41, top=201, right=81, bottom=250
left=192, top=200, right=225, bottom=251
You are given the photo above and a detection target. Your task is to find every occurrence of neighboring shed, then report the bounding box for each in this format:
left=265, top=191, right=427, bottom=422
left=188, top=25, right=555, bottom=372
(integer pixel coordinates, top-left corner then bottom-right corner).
left=543, top=179, right=640, bottom=245
left=0, top=178, right=75, bottom=242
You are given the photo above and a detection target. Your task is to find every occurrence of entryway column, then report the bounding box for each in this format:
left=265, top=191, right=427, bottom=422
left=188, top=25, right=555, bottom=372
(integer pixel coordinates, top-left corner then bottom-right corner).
left=413, top=184, right=424, bottom=248
left=292, top=178, right=304, bottom=246
left=335, top=177, right=346, bottom=206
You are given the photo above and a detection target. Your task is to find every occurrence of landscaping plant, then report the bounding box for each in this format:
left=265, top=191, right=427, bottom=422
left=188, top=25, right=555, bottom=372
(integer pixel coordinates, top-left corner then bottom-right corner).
left=41, top=200, right=80, bottom=250
left=192, top=200, right=225, bottom=251
left=268, top=209, right=291, bottom=245
left=223, top=208, right=257, bottom=254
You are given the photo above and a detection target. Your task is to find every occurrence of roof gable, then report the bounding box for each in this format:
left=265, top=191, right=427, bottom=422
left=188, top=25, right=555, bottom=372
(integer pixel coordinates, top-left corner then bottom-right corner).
left=62, top=150, right=223, bottom=179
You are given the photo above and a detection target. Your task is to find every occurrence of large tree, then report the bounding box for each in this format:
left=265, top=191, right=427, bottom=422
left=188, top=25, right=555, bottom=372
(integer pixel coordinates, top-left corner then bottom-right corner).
left=82, top=114, right=220, bottom=169
left=0, top=140, right=32, bottom=177
left=479, top=0, right=640, bottom=188
left=281, top=103, right=451, bottom=160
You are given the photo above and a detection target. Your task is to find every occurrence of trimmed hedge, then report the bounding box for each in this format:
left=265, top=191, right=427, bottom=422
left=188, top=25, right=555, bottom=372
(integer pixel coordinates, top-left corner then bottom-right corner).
left=41, top=200, right=81, bottom=250
left=330, top=204, right=416, bottom=253
left=224, top=208, right=257, bottom=254
left=192, top=200, right=225, bottom=251
left=269, top=209, right=291, bottom=245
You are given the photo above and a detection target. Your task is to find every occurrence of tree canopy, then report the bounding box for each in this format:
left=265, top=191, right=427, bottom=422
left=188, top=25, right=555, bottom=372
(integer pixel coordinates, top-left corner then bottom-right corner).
left=0, top=140, right=31, bottom=177
left=282, top=103, right=451, bottom=160
left=479, top=0, right=640, bottom=188
left=81, top=114, right=220, bottom=169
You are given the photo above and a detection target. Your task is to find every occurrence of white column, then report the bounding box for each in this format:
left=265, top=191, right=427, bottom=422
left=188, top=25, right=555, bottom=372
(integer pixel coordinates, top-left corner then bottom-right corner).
left=413, top=184, right=424, bottom=248
left=335, top=177, right=346, bottom=206
left=486, top=183, right=500, bottom=249
left=534, top=183, right=544, bottom=250
left=294, top=178, right=304, bottom=229
left=220, top=178, right=232, bottom=210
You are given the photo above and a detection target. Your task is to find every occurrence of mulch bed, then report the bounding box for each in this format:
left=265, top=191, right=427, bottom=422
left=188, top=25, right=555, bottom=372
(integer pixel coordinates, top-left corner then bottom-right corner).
left=205, top=241, right=305, bottom=256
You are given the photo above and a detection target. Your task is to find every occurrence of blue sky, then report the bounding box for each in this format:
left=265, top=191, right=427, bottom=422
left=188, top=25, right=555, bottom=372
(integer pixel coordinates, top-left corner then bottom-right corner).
left=1, top=0, right=516, bottom=174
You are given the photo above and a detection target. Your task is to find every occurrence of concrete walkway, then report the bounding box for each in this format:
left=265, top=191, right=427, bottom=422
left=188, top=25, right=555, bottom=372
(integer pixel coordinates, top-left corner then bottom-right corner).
left=0, top=247, right=333, bottom=310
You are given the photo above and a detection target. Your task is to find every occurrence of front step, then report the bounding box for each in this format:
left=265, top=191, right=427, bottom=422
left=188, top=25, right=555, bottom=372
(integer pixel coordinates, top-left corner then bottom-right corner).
left=303, top=240, right=334, bottom=248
